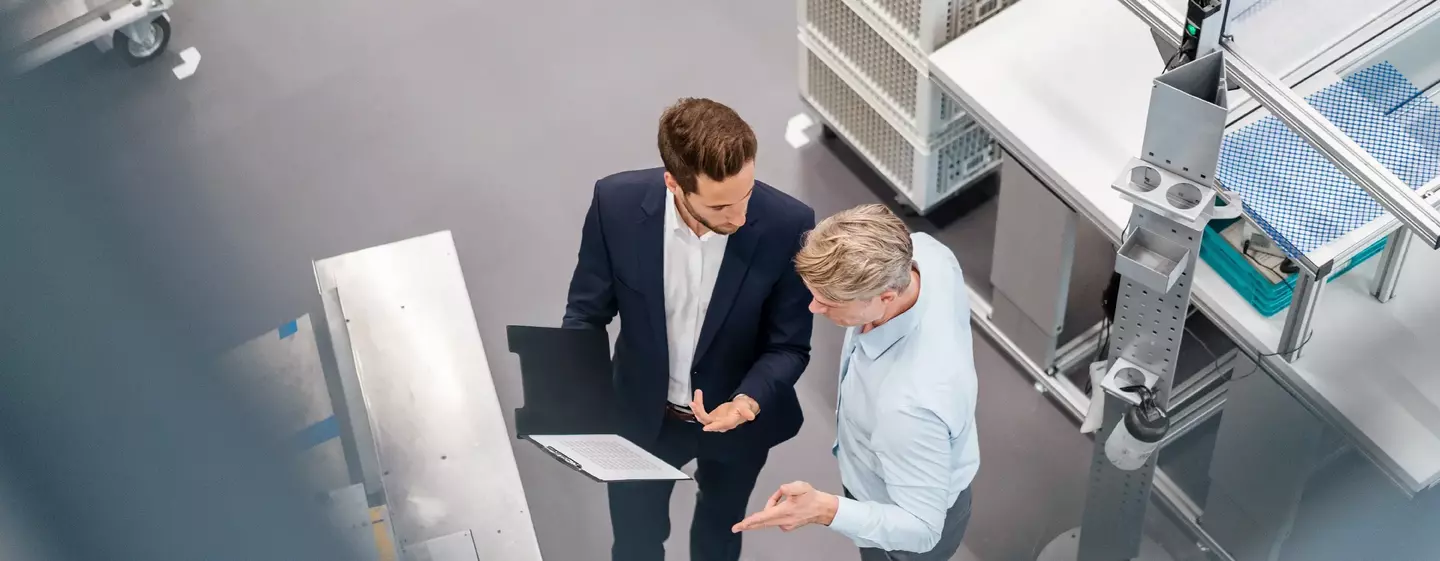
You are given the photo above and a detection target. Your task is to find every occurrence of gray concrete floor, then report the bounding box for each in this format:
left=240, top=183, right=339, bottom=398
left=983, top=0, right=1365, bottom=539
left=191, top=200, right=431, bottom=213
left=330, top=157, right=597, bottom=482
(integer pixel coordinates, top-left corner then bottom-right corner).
left=0, top=1, right=1212, bottom=560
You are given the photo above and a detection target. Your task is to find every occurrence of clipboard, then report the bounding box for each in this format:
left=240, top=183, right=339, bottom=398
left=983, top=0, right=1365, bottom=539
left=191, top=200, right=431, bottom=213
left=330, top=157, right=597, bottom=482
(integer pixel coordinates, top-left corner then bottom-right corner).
left=507, top=326, right=688, bottom=482
left=506, top=325, right=621, bottom=437
left=525, top=434, right=690, bottom=482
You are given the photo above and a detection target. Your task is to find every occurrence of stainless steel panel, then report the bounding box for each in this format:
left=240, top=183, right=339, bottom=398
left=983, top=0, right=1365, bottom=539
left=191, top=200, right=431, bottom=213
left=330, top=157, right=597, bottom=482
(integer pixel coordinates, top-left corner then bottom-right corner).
left=1143, top=50, right=1227, bottom=186
left=324, top=483, right=381, bottom=561
left=990, top=291, right=1062, bottom=371
left=990, top=169, right=1077, bottom=368
left=404, top=530, right=481, bottom=561
left=317, top=288, right=386, bottom=503
left=313, top=231, right=542, bottom=561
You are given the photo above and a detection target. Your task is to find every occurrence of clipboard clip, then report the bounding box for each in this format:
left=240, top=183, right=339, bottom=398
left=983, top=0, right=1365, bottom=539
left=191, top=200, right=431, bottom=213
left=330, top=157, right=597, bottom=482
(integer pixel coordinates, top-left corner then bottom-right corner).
left=545, top=445, right=583, bottom=471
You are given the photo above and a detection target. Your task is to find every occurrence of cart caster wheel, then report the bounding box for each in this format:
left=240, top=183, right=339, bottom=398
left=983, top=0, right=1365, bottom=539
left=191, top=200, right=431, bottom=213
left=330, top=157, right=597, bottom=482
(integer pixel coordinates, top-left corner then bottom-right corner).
left=115, top=16, right=171, bottom=67
left=820, top=125, right=838, bottom=140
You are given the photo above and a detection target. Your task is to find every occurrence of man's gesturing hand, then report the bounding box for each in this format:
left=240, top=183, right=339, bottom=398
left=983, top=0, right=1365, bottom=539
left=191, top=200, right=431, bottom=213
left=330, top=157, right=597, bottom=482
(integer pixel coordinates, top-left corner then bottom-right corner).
left=691, top=390, right=758, bottom=433
left=732, top=481, right=838, bottom=533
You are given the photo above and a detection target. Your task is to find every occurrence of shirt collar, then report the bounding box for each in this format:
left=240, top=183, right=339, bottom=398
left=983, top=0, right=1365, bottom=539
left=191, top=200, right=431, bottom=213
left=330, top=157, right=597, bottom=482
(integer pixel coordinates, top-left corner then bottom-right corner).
left=855, top=276, right=924, bottom=359
left=665, top=190, right=714, bottom=240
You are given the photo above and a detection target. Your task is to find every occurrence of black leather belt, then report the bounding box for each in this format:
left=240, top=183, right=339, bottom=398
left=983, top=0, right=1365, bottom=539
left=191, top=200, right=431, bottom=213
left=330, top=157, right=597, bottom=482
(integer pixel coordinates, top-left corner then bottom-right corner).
left=665, top=403, right=697, bottom=423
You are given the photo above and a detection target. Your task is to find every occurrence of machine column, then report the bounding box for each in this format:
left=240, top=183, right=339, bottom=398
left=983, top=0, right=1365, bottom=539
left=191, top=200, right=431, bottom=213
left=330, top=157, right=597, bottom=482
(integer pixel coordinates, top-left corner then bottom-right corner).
left=1039, top=48, right=1230, bottom=561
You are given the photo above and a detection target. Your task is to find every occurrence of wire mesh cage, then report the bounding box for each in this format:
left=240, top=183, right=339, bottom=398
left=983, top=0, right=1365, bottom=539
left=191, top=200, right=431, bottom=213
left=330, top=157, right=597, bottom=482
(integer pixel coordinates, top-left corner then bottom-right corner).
left=815, top=0, right=1021, bottom=56
left=797, top=0, right=1011, bottom=213
left=803, top=0, right=963, bottom=139
left=801, top=40, right=1001, bottom=211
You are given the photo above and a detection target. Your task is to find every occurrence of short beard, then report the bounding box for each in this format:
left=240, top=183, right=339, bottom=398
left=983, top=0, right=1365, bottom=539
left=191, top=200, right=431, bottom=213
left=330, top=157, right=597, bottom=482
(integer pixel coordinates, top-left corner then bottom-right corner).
left=680, top=193, right=736, bottom=235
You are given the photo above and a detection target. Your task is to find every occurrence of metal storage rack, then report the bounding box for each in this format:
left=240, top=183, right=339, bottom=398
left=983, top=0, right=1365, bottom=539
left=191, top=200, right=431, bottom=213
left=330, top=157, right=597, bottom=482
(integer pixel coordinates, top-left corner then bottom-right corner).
left=798, top=0, right=1014, bottom=214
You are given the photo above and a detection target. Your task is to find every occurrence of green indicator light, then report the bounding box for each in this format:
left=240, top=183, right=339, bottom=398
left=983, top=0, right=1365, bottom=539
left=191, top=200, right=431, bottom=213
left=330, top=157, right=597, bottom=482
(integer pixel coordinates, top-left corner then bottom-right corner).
left=1186, top=23, right=1199, bottom=36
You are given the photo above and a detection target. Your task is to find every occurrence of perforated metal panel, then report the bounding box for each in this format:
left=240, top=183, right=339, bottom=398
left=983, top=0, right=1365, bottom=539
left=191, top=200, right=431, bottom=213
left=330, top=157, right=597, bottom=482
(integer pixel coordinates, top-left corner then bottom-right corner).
left=1078, top=398, right=1162, bottom=561
left=798, top=0, right=1012, bottom=212
left=868, top=0, right=924, bottom=42
left=1077, top=207, right=1204, bottom=560
left=948, top=0, right=1018, bottom=37
left=835, top=0, right=1022, bottom=53
left=804, top=47, right=917, bottom=189
left=936, top=117, right=1002, bottom=197
left=807, top=0, right=919, bottom=117
left=804, top=0, right=966, bottom=139
left=1108, top=209, right=1202, bottom=406
left=801, top=40, right=1002, bottom=210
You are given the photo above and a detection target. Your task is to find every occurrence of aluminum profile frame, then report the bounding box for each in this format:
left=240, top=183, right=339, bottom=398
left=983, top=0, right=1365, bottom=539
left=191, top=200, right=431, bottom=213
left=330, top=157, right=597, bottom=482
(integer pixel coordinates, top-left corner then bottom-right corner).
left=1116, top=0, right=1440, bottom=251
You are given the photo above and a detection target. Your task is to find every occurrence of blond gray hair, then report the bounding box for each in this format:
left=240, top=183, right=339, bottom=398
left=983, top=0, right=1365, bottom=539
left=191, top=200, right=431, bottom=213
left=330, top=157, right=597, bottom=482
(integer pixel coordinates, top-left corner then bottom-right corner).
left=795, top=204, right=914, bottom=302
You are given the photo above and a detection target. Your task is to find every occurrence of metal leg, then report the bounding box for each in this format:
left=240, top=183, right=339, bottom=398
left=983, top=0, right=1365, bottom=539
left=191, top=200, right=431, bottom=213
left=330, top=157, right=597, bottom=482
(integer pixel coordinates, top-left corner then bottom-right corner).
left=989, top=170, right=1078, bottom=371
left=1279, top=268, right=1326, bottom=361
left=1371, top=229, right=1412, bottom=303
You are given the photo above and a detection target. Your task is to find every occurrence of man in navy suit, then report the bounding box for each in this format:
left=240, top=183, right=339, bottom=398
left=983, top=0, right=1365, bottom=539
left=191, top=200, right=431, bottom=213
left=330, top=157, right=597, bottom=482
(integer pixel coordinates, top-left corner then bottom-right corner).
left=562, top=98, right=815, bottom=561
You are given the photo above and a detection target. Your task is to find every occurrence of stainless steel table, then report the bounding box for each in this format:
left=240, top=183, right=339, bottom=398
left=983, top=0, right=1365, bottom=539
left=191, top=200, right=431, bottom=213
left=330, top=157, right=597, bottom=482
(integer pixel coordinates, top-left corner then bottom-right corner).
left=314, top=231, right=543, bottom=561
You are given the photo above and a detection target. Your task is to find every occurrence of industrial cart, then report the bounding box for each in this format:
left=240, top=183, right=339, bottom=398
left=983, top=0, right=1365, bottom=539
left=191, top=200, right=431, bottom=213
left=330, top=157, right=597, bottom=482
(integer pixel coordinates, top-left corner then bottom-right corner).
left=1, top=0, right=174, bottom=76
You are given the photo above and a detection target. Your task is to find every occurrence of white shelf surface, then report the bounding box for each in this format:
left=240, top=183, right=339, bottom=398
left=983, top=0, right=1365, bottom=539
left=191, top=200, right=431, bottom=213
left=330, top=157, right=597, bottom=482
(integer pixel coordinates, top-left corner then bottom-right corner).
left=929, top=0, right=1440, bottom=493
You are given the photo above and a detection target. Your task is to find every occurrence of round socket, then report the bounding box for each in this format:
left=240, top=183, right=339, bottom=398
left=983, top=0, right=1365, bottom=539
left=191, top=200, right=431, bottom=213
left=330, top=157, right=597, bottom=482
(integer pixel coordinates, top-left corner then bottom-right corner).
left=1167, top=182, right=1202, bottom=210
left=1129, top=165, right=1161, bottom=192
left=1115, top=367, right=1146, bottom=388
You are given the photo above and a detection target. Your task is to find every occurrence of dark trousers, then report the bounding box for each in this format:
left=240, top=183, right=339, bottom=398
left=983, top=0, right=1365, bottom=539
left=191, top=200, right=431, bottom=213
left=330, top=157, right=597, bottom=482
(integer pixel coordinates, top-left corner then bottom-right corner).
left=850, top=487, right=973, bottom=561
left=608, top=416, right=769, bottom=561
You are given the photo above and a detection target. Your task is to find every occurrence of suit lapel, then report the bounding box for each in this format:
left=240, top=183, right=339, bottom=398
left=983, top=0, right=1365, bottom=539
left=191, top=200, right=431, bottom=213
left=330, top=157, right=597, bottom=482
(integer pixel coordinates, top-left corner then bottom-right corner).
left=693, top=220, right=761, bottom=366
left=637, top=186, right=669, bottom=363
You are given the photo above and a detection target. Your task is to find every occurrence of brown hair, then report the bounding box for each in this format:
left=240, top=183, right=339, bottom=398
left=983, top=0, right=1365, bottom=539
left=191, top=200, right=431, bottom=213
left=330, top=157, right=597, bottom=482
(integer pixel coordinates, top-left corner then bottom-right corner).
left=657, top=98, right=758, bottom=194
left=795, top=204, right=914, bottom=302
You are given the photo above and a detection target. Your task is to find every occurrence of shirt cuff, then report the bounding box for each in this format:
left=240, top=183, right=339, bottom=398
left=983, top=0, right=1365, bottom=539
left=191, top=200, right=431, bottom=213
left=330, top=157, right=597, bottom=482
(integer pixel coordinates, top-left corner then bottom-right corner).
left=829, top=495, right=870, bottom=539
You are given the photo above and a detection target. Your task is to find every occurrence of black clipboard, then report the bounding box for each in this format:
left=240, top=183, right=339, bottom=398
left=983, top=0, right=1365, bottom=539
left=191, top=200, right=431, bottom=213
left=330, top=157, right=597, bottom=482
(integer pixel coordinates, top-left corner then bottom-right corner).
left=505, top=325, right=622, bottom=438
left=507, top=326, right=687, bottom=482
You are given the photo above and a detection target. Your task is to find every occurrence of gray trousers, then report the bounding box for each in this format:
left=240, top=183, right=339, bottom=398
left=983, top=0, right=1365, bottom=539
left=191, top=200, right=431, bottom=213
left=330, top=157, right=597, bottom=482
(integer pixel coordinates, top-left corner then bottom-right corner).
left=848, top=487, right=973, bottom=561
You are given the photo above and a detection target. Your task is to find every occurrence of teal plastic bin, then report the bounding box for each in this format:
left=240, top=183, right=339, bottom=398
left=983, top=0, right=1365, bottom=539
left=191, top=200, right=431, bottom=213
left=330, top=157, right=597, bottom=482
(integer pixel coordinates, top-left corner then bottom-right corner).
left=1198, top=218, right=1388, bottom=317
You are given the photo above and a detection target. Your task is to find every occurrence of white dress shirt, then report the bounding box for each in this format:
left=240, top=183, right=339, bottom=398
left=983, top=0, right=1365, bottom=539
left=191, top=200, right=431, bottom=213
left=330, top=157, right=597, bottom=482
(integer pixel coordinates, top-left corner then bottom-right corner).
left=829, top=233, right=980, bottom=553
left=663, top=190, right=729, bottom=407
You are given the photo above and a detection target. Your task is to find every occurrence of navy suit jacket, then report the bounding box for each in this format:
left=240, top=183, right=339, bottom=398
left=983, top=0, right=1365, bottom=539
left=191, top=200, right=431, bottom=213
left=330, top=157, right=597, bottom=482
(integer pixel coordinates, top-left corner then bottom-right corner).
left=562, top=168, right=815, bottom=457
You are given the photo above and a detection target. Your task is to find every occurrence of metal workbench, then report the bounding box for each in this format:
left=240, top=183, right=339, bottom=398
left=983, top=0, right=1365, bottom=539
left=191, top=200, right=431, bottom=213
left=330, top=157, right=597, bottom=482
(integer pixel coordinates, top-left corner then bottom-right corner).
left=222, top=232, right=543, bottom=561
left=930, top=0, right=1440, bottom=496
left=312, top=231, right=544, bottom=561
left=928, top=0, right=1440, bottom=558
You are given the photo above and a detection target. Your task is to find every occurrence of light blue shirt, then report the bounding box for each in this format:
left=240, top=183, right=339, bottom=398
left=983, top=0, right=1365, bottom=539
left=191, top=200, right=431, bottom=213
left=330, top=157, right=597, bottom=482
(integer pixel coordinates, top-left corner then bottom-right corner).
left=829, top=233, right=980, bottom=553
